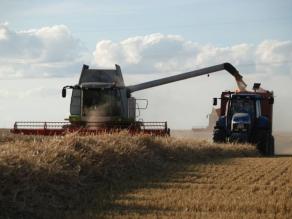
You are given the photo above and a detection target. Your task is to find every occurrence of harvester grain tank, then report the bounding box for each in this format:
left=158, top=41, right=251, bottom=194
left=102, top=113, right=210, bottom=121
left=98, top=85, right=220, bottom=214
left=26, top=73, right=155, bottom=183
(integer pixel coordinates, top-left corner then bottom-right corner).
left=12, top=63, right=246, bottom=136
left=212, top=83, right=274, bottom=155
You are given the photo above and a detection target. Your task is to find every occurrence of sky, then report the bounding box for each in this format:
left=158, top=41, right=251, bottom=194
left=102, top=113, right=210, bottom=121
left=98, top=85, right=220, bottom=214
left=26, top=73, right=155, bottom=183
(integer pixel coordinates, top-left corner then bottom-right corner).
left=0, top=0, right=292, bottom=131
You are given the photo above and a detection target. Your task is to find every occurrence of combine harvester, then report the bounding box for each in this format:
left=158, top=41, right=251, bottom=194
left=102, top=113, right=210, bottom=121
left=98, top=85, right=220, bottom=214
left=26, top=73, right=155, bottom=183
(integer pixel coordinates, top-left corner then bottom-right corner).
left=11, top=62, right=274, bottom=154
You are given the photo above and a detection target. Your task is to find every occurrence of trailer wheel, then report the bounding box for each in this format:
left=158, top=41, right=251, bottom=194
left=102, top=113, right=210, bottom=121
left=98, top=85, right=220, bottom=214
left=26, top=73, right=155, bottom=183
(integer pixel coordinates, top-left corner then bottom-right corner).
left=213, top=129, right=226, bottom=143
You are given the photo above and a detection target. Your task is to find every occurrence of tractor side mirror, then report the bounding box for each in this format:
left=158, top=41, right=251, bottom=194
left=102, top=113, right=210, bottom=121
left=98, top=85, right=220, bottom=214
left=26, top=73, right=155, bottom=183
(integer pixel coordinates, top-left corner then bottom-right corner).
left=62, top=88, right=66, bottom=98
left=268, top=97, right=274, bottom=104
left=213, top=98, right=217, bottom=106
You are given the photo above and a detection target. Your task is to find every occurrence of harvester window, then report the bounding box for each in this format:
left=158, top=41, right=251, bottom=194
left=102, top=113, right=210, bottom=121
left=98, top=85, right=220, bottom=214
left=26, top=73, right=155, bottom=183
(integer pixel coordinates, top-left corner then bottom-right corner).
left=82, top=89, right=122, bottom=117
left=70, top=89, right=81, bottom=115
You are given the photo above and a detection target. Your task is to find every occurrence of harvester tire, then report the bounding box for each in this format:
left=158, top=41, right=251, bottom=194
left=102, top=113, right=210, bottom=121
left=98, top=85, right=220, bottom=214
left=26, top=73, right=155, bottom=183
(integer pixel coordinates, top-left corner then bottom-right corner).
left=213, top=129, right=226, bottom=143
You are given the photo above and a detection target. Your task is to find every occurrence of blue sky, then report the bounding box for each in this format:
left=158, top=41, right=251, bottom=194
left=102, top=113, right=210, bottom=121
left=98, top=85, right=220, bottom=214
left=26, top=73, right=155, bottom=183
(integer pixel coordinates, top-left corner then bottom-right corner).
left=1, top=0, right=291, bottom=48
left=0, top=0, right=291, bottom=131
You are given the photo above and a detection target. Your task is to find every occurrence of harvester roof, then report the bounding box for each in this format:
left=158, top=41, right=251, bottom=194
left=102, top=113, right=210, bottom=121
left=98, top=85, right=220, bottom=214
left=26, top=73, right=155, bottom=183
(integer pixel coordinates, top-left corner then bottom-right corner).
left=78, top=64, right=125, bottom=87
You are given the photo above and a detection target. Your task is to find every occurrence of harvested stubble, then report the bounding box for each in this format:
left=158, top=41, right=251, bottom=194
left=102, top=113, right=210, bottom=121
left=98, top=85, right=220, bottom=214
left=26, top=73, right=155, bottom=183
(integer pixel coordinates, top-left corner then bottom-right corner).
left=0, top=132, right=258, bottom=218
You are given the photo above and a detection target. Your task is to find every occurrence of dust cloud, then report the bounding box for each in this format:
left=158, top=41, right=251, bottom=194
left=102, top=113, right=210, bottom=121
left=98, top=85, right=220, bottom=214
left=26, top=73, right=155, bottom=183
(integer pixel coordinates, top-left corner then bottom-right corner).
left=83, top=103, right=112, bottom=128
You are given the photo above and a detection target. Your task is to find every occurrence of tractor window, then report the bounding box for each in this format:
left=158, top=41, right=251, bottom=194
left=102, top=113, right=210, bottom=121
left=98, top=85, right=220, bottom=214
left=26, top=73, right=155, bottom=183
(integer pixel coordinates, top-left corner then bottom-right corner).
left=230, top=98, right=255, bottom=116
left=256, top=100, right=262, bottom=118
left=82, top=89, right=122, bottom=117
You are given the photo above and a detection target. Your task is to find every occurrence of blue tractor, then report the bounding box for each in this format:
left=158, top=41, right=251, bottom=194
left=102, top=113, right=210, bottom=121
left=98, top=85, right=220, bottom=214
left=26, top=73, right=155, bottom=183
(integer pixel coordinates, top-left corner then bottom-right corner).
left=213, top=84, right=275, bottom=155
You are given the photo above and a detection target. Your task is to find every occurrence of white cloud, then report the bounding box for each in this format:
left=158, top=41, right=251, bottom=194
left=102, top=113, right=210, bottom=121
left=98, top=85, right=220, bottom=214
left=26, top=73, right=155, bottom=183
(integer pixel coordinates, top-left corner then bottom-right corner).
left=2, top=26, right=291, bottom=79
left=0, top=23, right=89, bottom=79
left=255, top=40, right=292, bottom=75
left=93, top=34, right=292, bottom=78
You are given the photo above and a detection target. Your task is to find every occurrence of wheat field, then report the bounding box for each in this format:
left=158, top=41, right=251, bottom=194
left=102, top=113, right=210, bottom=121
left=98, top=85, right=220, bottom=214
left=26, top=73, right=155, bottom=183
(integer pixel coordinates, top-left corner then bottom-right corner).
left=0, top=130, right=291, bottom=218
left=104, top=157, right=292, bottom=219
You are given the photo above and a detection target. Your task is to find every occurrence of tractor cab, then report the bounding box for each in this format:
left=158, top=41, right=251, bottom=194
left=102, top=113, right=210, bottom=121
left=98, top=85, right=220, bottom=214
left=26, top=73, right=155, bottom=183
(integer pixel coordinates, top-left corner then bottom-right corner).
left=226, top=94, right=262, bottom=137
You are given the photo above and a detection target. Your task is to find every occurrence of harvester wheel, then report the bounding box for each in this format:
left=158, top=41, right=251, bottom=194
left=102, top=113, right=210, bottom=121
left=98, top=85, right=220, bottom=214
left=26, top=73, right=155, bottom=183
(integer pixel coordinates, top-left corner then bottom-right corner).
left=213, top=129, right=226, bottom=143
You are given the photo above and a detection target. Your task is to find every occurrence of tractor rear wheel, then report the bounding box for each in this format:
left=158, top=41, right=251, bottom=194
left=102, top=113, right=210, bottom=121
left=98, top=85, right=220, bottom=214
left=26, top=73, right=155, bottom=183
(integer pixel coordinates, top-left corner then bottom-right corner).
left=213, top=129, right=226, bottom=143
left=255, top=130, right=274, bottom=155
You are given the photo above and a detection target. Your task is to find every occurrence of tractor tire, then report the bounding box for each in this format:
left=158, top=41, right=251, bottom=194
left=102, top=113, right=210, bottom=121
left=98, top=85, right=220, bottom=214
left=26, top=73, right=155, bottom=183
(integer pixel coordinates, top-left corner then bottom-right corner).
left=213, top=129, right=226, bottom=143
left=255, top=130, right=267, bottom=155
left=255, top=130, right=274, bottom=155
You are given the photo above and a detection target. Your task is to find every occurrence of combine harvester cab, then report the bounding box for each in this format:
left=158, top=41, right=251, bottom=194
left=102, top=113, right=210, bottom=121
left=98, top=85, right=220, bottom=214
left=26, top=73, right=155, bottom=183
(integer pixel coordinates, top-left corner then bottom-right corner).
left=213, top=83, right=275, bottom=155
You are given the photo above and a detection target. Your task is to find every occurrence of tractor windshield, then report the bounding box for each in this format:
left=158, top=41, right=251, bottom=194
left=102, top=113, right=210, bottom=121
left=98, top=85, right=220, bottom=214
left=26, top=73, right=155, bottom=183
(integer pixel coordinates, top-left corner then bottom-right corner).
left=230, top=98, right=255, bottom=116
left=82, top=89, right=122, bottom=117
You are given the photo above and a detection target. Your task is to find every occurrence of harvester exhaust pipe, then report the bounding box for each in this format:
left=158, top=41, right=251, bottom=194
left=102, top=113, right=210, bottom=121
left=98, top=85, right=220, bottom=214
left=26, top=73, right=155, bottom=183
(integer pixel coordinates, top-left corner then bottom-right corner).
left=127, top=63, right=247, bottom=93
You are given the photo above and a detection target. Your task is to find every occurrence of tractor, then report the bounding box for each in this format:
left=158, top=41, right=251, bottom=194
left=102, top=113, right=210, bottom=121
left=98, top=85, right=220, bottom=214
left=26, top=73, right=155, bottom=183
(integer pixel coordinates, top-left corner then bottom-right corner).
left=212, top=83, right=274, bottom=155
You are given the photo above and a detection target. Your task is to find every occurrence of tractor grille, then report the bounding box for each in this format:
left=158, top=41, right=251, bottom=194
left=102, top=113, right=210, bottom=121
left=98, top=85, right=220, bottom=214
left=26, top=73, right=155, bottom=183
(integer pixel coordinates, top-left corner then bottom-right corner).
left=233, top=123, right=249, bottom=132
